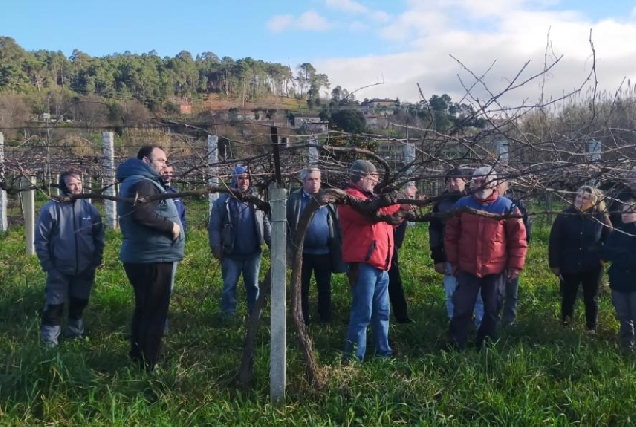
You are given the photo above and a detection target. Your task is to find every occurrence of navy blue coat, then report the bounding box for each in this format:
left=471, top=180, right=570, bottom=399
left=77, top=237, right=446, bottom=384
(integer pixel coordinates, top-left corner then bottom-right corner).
left=604, top=222, right=636, bottom=292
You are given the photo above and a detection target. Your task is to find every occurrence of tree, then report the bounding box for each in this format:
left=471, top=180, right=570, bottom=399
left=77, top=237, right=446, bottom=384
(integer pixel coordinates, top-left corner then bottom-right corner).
left=331, top=109, right=366, bottom=133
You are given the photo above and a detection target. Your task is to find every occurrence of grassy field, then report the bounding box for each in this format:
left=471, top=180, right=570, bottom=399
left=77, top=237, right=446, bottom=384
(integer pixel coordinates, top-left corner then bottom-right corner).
left=1, top=199, right=636, bottom=426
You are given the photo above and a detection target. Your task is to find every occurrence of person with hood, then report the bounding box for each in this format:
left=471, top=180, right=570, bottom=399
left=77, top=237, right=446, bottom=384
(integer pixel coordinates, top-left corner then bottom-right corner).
left=445, top=166, right=528, bottom=349
left=161, top=164, right=187, bottom=334
left=209, top=165, right=271, bottom=319
left=429, top=167, right=483, bottom=328
left=35, top=171, right=104, bottom=347
left=286, top=167, right=344, bottom=325
left=117, top=146, right=184, bottom=371
left=339, top=159, right=402, bottom=363
left=549, top=185, right=611, bottom=333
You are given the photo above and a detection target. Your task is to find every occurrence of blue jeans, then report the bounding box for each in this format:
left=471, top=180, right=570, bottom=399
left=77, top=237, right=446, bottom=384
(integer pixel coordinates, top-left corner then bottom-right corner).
left=443, top=263, right=483, bottom=327
left=344, top=263, right=392, bottom=362
left=221, top=254, right=261, bottom=315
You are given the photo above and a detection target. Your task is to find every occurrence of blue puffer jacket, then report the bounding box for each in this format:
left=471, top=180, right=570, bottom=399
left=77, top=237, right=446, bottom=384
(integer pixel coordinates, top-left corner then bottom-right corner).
left=117, top=158, right=185, bottom=263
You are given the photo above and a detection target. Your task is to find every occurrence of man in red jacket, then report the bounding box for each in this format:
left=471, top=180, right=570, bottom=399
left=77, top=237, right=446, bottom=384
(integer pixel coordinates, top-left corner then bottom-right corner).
left=339, top=159, right=402, bottom=362
left=444, top=166, right=528, bottom=349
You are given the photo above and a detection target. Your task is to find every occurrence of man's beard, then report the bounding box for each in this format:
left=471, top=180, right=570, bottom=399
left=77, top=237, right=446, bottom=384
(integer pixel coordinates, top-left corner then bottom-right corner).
left=474, top=188, right=493, bottom=200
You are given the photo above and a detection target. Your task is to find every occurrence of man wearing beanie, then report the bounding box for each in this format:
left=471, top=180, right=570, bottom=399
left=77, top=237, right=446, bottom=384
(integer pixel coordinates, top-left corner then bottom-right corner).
left=429, top=167, right=483, bottom=328
left=444, top=166, right=527, bottom=349
left=209, top=165, right=271, bottom=320
left=339, top=159, right=402, bottom=362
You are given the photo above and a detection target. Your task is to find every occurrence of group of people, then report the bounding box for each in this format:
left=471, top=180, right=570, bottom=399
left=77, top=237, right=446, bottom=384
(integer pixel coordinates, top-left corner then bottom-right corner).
left=33, top=144, right=636, bottom=369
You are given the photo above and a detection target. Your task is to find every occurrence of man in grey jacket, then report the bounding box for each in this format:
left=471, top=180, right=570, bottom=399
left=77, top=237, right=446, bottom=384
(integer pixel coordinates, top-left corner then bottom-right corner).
left=35, top=172, right=104, bottom=347
left=209, top=165, right=271, bottom=319
left=117, top=146, right=184, bottom=371
left=286, top=167, right=344, bottom=324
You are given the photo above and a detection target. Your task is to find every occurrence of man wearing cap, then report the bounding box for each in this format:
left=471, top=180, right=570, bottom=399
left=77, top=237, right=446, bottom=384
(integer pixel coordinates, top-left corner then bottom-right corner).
left=429, top=167, right=483, bottom=327
left=608, top=166, right=636, bottom=227
left=339, top=159, right=402, bottom=362
left=444, top=166, right=528, bottom=349
left=209, top=165, right=271, bottom=319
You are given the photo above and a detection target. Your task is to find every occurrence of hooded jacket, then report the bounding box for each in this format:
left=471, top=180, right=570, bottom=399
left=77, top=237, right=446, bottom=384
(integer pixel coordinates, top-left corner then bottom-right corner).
left=34, top=176, right=105, bottom=275
left=208, top=166, right=271, bottom=258
left=116, top=158, right=185, bottom=263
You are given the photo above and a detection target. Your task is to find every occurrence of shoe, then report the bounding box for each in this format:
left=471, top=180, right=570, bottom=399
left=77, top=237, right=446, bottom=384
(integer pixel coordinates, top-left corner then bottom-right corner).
left=586, top=329, right=596, bottom=335
left=395, top=317, right=415, bottom=324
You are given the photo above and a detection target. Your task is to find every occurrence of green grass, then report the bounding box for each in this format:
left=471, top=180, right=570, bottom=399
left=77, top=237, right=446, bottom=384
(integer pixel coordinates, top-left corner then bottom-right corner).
left=1, top=199, right=636, bottom=426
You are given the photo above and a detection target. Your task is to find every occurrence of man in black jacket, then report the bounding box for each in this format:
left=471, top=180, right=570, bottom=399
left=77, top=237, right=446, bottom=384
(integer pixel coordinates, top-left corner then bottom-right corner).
left=388, top=181, right=417, bottom=323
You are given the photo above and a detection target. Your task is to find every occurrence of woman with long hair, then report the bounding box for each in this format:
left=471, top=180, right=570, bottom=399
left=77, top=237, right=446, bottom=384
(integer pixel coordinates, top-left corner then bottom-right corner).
left=548, top=186, right=611, bottom=333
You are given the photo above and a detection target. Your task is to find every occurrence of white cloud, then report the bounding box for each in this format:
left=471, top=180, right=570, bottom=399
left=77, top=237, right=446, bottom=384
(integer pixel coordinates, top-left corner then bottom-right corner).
left=315, top=1, right=636, bottom=107
left=267, top=15, right=294, bottom=33
left=266, top=10, right=332, bottom=33
left=325, top=0, right=368, bottom=14
left=369, top=10, right=391, bottom=22
left=349, top=21, right=369, bottom=31
left=298, top=10, right=333, bottom=31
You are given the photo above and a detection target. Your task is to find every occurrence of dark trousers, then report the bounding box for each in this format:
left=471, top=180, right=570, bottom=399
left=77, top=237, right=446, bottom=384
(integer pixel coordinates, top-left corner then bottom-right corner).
left=388, top=249, right=409, bottom=321
left=124, top=262, right=174, bottom=370
left=449, top=272, right=503, bottom=349
left=561, top=266, right=603, bottom=330
left=301, top=253, right=333, bottom=324
left=501, top=276, right=520, bottom=325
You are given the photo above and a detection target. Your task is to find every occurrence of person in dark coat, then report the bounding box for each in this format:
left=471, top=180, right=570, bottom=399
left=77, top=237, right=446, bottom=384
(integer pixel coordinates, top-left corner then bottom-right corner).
left=603, top=199, right=636, bottom=349
left=388, top=181, right=417, bottom=323
left=161, top=164, right=187, bottom=334
left=549, top=185, right=611, bottom=333
left=607, top=166, right=636, bottom=227
left=497, top=179, right=532, bottom=326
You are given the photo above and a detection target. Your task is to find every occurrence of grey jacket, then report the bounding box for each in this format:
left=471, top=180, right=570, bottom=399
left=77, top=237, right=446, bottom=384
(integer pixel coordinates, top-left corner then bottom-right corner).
left=208, top=192, right=271, bottom=257
left=286, top=189, right=345, bottom=273
left=35, top=199, right=105, bottom=275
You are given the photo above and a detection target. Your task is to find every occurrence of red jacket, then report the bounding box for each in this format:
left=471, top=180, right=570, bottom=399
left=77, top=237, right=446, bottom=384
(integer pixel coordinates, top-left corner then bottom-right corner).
left=444, top=192, right=527, bottom=278
left=337, top=184, right=401, bottom=271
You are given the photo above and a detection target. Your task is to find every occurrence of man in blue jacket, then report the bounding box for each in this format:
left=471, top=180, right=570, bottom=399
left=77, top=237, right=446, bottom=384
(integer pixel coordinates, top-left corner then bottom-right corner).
left=35, top=172, right=104, bottom=347
left=286, top=167, right=343, bottom=325
left=209, top=166, right=271, bottom=319
left=117, top=146, right=184, bottom=370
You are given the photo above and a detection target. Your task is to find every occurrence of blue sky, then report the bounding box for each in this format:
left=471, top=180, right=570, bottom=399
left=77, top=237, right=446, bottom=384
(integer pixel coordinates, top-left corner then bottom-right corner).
left=2, top=0, right=636, bottom=103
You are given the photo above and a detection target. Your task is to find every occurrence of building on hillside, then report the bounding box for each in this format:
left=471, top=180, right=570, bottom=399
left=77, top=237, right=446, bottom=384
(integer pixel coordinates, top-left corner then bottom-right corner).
left=362, top=98, right=399, bottom=109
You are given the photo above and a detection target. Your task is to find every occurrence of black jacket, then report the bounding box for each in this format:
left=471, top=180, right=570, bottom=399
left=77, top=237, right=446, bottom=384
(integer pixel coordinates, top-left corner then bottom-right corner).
left=548, top=206, right=611, bottom=274
left=604, top=222, right=636, bottom=292
left=429, top=190, right=467, bottom=264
